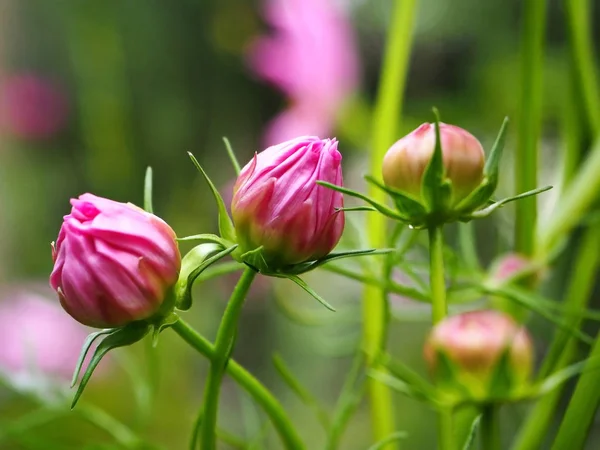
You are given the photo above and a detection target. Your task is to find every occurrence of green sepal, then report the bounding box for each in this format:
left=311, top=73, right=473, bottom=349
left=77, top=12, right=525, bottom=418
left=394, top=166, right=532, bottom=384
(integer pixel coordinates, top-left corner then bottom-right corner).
left=454, top=179, right=496, bottom=214
left=316, top=181, right=408, bottom=221
left=223, top=137, right=241, bottom=175
left=364, top=175, right=427, bottom=221
left=151, top=312, right=179, bottom=347
left=464, top=186, right=552, bottom=220
left=483, top=117, right=509, bottom=189
left=286, top=275, right=336, bottom=311
left=71, top=321, right=150, bottom=408
left=177, top=233, right=233, bottom=248
left=486, top=348, right=515, bottom=400
left=421, top=109, right=451, bottom=212
left=188, top=152, right=237, bottom=242
left=336, top=206, right=378, bottom=212
left=239, top=246, right=269, bottom=273
left=71, top=328, right=115, bottom=388
left=143, top=166, right=154, bottom=214
left=174, top=243, right=239, bottom=311
left=286, top=248, right=394, bottom=275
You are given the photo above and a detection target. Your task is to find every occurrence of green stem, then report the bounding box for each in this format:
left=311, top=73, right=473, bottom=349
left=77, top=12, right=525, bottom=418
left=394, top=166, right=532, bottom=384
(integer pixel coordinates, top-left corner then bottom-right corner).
left=512, top=229, right=600, bottom=450
left=480, top=406, right=500, bottom=450
left=197, top=266, right=257, bottom=450
left=429, top=225, right=447, bottom=324
left=364, top=0, right=418, bottom=446
left=515, top=0, right=547, bottom=255
left=564, top=0, right=600, bottom=136
left=171, top=318, right=304, bottom=450
left=551, top=335, right=600, bottom=450
left=429, top=225, right=452, bottom=449
left=77, top=404, right=144, bottom=449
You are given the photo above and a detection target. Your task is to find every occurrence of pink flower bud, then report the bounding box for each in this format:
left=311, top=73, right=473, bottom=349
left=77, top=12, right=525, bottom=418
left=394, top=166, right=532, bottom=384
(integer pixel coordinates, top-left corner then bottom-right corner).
left=231, top=136, right=344, bottom=267
left=50, top=194, right=181, bottom=328
left=382, top=123, right=485, bottom=206
left=424, top=311, right=533, bottom=398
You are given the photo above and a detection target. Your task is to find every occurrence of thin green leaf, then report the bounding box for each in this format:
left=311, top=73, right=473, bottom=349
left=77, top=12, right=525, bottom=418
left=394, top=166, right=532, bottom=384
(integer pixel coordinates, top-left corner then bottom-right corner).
left=177, top=233, right=231, bottom=247
left=223, top=137, right=241, bottom=175
left=72, top=322, right=150, bottom=408
left=468, top=186, right=553, bottom=219
left=536, top=357, right=600, bottom=396
left=461, top=415, right=481, bottom=450
left=272, top=354, right=330, bottom=429
left=364, top=175, right=427, bottom=218
left=367, top=432, right=408, bottom=450
left=287, top=275, right=336, bottom=311
left=336, top=206, right=378, bottom=212
left=71, top=328, right=115, bottom=387
left=188, top=152, right=237, bottom=241
left=289, top=248, right=394, bottom=275
left=380, top=353, right=438, bottom=399
left=484, top=117, right=509, bottom=186
left=316, top=181, right=408, bottom=221
left=144, top=166, right=153, bottom=214
left=483, top=285, right=594, bottom=345
left=367, top=369, right=430, bottom=402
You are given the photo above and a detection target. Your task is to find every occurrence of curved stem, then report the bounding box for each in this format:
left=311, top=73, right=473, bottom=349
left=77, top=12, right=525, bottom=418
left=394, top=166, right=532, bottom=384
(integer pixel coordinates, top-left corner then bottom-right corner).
left=197, top=266, right=257, bottom=450
left=480, top=405, right=500, bottom=450
left=171, top=318, right=304, bottom=450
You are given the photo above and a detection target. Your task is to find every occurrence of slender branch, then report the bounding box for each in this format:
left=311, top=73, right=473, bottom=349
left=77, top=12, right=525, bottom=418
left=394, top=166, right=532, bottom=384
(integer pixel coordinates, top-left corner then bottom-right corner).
left=171, top=319, right=304, bottom=450
left=197, top=267, right=257, bottom=450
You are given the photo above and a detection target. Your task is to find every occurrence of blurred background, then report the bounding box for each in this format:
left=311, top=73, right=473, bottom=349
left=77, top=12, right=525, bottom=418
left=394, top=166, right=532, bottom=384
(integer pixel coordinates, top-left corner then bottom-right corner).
left=0, top=0, right=599, bottom=448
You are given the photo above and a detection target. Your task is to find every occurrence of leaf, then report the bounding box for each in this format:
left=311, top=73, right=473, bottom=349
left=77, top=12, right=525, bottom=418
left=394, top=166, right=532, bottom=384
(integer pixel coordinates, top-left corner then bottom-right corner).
left=316, top=181, right=408, bottom=221
left=188, top=152, right=237, bottom=241
left=421, top=109, right=448, bottom=212
left=272, top=353, right=330, bottom=429
left=175, top=244, right=238, bottom=311
left=467, top=186, right=553, bottom=219
left=487, top=348, right=514, bottom=399
left=380, top=353, right=438, bottom=399
left=287, top=275, right=336, bottom=311
left=367, top=369, right=429, bottom=402
left=461, top=415, right=481, bottom=450
left=144, top=166, right=153, bottom=214
left=535, top=357, right=600, bottom=397
left=364, top=175, right=427, bottom=219
left=335, top=206, right=378, bottom=212
left=455, top=179, right=495, bottom=214
left=72, top=322, right=150, bottom=408
left=484, top=117, right=509, bottom=187
left=484, top=284, right=594, bottom=345
left=288, top=248, right=394, bottom=275
left=367, top=431, right=408, bottom=450
left=222, top=137, right=241, bottom=175
left=71, top=328, right=116, bottom=387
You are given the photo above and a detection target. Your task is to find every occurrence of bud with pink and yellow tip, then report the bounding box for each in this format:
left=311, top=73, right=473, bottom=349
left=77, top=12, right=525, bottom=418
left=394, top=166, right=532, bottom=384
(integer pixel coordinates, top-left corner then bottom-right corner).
left=424, top=310, right=533, bottom=402
left=231, top=136, right=344, bottom=271
left=50, top=193, right=181, bottom=328
left=382, top=122, right=485, bottom=207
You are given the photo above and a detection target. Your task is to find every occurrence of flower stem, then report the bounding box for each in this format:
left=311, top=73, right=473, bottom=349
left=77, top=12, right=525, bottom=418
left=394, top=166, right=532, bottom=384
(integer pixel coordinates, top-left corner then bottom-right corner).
left=515, top=0, right=547, bottom=255
left=429, top=225, right=446, bottom=324
left=197, top=266, right=257, bottom=450
left=364, top=0, right=418, bottom=446
left=551, top=334, right=600, bottom=450
left=480, top=405, right=500, bottom=450
left=512, top=228, right=600, bottom=450
left=171, top=318, right=304, bottom=450
left=429, top=224, right=453, bottom=450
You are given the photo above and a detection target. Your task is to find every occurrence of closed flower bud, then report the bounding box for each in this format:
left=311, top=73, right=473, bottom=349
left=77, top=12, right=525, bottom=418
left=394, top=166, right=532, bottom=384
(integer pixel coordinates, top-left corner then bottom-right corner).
left=424, top=310, right=533, bottom=401
left=50, top=194, right=181, bottom=328
left=231, top=136, right=344, bottom=268
left=382, top=123, right=485, bottom=206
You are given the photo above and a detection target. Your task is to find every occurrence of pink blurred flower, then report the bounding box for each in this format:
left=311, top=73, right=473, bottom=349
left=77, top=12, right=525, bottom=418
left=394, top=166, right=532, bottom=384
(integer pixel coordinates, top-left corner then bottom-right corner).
left=248, top=0, right=359, bottom=145
left=50, top=194, right=181, bottom=328
left=232, top=136, right=344, bottom=267
left=488, top=253, right=531, bottom=284
left=0, top=74, right=68, bottom=140
left=0, top=289, right=89, bottom=381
